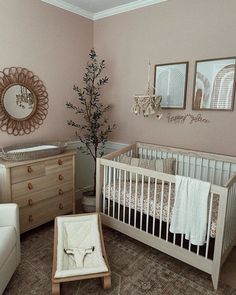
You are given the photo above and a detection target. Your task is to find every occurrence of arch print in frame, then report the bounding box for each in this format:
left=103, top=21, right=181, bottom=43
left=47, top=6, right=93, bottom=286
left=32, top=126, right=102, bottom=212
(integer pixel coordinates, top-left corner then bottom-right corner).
left=154, top=61, right=189, bottom=109
left=192, top=57, right=236, bottom=111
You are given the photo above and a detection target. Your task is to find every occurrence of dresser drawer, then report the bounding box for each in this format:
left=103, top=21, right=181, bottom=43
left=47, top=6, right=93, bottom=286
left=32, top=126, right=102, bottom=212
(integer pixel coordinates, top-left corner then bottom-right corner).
left=58, top=192, right=73, bottom=214
left=46, top=156, right=73, bottom=174
left=11, top=163, right=45, bottom=184
left=13, top=182, right=73, bottom=208
left=19, top=192, right=73, bottom=232
left=12, top=169, right=73, bottom=199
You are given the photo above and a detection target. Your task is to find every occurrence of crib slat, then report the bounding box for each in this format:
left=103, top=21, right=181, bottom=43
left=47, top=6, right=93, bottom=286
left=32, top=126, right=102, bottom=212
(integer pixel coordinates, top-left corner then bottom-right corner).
left=103, top=166, right=106, bottom=214
left=212, top=160, right=216, bottom=184
left=152, top=179, right=157, bottom=236
left=146, top=177, right=151, bottom=233
left=159, top=180, right=164, bottom=238
left=118, top=169, right=121, bottom=221
left=123, top=171, right=127, bottom=222
left=140, top=175, right=144, bottom=230
left=181, top=155, right=184, bottom=176
left=228, top=185, right=234, bottom=249
left=108, top=166, right=111, bottom=216
left=128, top=172, right=132, bottom=225
left=219, top=162, right=223, bottom=186
left=187, top=155, right=191, bottom=177
left=206, top=159, right=210, bottom=182
left=205, top=192, right=214, bottom=258
left=199, top=158, right=203, bottom=180
left=188, top=241, right=191, bottom=251
left=193, top=157, right=197, bottom=178
left=134, top=173, right=138, bottom=228
left=144, top=148, right=147, bottom=159
left=113, top=167, right=116, bottom=218
left=197, top=246, right=200, bottom=255
left=181, top=234, right=184, bottom=248
left=227, top=162, right=231, bottom=181
left=166, top=182, right=172, bottom=241
left=155, top=149, right=157, bottom=160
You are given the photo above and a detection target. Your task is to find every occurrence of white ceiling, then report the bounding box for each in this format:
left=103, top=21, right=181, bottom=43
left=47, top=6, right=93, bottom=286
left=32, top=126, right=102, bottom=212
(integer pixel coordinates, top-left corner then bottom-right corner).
left=41, top=0, right=168, bottom=20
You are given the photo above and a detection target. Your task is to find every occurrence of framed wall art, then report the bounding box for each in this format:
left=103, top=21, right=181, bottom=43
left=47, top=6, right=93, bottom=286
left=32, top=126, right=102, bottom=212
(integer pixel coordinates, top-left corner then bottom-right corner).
left=193, top=57, right=236, bottom=111
left=154, top=62, right=188, bottom=109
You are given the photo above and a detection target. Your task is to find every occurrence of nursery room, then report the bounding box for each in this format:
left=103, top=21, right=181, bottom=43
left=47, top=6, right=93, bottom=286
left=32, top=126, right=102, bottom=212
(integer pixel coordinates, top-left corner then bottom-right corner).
left=0, top=0, right=236, bottom=294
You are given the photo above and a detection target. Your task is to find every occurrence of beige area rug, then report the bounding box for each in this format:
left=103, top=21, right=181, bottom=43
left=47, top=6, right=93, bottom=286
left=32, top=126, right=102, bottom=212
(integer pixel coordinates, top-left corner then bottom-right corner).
left=3, top=222, right=236, bottom=295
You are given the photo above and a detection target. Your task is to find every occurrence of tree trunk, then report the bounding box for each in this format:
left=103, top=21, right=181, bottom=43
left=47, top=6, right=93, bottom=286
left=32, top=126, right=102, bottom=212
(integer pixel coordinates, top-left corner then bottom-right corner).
left=93, top=160, right=96, bottom=196
left=93, top=146, right=98, bottom=196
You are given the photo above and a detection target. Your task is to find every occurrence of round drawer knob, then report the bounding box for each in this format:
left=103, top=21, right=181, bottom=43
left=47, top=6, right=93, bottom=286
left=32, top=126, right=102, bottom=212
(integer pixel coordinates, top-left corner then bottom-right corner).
left=29, top=215, right=33, bottom=222
left=27, top=166, right=33, bottom=173
left=28, top=199, right=33, bottom=206
left=59, top=203, right=63, bottom=210
left=58, top=189, right=64, bottom=195
left=28, top=183, right=33, bottom=190
left=58, top=174, right=64, bottom=181
left=58, top=159, right=63, bottom=166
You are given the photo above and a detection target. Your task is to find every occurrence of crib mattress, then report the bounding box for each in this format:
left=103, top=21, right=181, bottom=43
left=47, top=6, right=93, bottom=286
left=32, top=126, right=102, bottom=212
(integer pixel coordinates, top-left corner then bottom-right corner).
left=105, top=181, right=218, bottom=238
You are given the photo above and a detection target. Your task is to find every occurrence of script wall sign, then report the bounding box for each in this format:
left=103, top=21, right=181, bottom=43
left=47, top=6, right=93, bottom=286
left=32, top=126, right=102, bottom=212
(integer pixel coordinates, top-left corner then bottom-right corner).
left=166, top=113, right=210, bottom=124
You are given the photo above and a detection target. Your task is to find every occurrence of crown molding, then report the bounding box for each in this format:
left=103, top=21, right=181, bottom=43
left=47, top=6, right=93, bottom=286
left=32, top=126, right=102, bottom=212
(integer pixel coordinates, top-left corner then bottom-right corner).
left=41, top=0, right=168, bottom=20
left=41, top=0, right=94, bottom=20
left=93, top=0, right=168, bottom=20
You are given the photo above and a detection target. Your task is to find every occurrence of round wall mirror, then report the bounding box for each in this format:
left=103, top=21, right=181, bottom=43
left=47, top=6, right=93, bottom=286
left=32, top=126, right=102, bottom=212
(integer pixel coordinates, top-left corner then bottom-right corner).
left=3, top=85, right=36, bottom=120
left=0, top=67, right=49, bottom=136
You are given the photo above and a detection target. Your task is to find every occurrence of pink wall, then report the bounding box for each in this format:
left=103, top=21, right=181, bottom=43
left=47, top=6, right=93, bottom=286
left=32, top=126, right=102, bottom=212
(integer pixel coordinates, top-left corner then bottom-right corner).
left=0, top=0, right=93, bottom=146
left=94, top=0, right=236, bottom=156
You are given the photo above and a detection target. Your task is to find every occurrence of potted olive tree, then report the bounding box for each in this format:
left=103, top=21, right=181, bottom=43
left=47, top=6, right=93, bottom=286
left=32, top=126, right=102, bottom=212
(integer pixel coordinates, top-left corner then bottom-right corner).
left=66, top=49, right=115, bottom=212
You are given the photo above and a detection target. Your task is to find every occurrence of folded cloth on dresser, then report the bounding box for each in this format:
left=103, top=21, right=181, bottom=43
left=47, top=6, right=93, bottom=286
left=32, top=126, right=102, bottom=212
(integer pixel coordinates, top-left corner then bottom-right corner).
left=170, top=175, right=211, bottom=246
left=55, top=214, right=108, bottom=278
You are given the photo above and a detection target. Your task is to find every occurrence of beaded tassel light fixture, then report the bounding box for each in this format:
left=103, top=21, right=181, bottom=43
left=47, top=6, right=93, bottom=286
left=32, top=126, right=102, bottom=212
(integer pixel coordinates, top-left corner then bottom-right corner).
left=131, top=61, right=162, bottom=118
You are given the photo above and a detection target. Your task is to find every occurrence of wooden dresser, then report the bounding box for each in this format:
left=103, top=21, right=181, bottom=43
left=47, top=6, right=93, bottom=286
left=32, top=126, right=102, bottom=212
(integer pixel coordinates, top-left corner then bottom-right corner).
left=0, top=150, right=76, bottom=233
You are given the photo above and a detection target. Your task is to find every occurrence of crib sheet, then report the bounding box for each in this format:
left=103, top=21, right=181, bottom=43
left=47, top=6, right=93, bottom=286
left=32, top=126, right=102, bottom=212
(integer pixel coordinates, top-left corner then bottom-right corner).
left=105, top=181, right=218, bottom=238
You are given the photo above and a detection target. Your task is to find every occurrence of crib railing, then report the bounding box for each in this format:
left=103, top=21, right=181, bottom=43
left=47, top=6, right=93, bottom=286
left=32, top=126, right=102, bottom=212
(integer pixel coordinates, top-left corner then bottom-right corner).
left=137, top=142, right=236, bottom=186
left=96, top=142, right=236, bottom=289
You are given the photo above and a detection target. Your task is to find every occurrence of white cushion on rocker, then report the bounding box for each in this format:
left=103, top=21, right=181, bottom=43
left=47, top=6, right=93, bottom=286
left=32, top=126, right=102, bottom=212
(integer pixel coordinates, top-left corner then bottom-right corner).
left=55, top=214, right=108, bottom=278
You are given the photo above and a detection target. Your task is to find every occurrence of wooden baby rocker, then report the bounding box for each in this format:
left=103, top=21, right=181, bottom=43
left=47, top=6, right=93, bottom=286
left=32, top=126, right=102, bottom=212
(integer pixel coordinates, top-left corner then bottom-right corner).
left=51, top=213, right=111, bottom=295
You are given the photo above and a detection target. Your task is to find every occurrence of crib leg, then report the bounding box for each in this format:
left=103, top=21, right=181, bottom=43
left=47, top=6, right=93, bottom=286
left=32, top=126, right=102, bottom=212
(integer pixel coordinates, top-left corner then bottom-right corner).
left=101, top=275, right=111, bottom=289
left=52, top=282, right=60, bottom=295
left=212, top=269, right=220, bottom=290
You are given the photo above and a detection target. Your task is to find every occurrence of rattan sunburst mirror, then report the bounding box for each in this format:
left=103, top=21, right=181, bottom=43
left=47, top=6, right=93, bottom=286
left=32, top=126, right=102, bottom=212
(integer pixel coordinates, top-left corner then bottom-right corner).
left=0, top=67, right=49, bottom=136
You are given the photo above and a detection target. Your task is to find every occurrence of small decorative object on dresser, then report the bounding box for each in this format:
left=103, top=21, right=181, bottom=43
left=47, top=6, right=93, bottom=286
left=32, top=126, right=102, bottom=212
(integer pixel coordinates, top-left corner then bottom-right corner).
left=0, top=150, right=76, bottom=233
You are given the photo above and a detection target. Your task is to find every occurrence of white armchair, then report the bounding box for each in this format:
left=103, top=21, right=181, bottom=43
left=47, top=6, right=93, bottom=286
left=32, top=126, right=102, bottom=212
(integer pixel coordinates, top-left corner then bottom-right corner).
left=0, top=204, right=21, bottom=295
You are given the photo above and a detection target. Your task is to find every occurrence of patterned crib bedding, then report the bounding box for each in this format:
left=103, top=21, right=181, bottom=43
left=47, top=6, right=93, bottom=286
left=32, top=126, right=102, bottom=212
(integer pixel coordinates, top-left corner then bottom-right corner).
left=105, top=181, right=218, bottom=238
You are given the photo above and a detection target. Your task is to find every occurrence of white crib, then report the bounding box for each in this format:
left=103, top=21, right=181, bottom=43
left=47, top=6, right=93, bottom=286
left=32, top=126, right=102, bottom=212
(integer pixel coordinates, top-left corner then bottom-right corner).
left=96, top=142, right=236, bottom=290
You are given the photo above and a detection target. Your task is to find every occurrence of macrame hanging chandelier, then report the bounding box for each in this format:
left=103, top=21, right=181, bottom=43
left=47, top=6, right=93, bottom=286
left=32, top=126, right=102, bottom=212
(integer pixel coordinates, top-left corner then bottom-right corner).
left=131, top=61, right=162, bottom=118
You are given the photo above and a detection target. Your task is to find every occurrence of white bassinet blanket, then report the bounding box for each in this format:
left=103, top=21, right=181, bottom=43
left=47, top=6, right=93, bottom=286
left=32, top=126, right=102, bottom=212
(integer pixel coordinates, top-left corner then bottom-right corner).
left=55, top=214, right=108, bottom=278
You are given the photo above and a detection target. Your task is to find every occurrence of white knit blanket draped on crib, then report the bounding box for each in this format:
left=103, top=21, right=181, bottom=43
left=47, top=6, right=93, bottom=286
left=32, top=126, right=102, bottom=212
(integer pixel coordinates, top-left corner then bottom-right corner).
left=55, top=214, right=108, bottom=278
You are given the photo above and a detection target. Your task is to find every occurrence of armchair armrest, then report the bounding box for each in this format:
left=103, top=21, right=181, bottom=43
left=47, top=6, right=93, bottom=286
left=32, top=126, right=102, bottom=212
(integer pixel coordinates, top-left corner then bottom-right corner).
left=0, top=203, right=19, bottom=229
left=0, top=203, right=21, bottom=264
